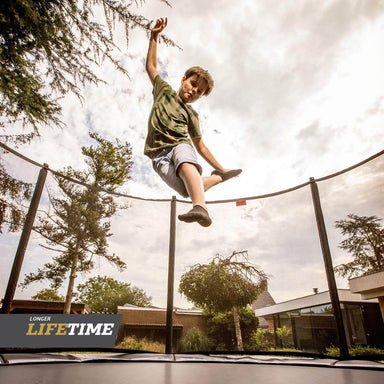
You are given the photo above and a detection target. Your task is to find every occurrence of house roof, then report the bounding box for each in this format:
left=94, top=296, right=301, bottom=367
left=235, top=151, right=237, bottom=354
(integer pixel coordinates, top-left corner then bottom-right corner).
left=118, top=305, right=203, bottom=316
left=123, top=322, right=183, bottom=328
left=255, top=289, right=379, bottom=317
left=349, top=270, right=384, bottom=299
left=252, top=290, right=276, bottom=310
left=6, top=299, right=90, bottom=314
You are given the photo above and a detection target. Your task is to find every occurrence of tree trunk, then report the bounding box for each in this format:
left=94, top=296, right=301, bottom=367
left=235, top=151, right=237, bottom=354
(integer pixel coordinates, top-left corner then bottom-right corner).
left=232, top=305, right=243, bottom=351
left=63, top=246, right=80, bottom=314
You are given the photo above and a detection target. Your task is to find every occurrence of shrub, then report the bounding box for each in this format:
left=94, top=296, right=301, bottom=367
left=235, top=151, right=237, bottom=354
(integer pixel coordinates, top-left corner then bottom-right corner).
left=326, top=345, right=384, bottom=357
left=248, top=327, right=297, bottom=351
left=179, top=327, right=211, bottom=352
left=275, top=326, right=293, bottom=348
left=249, top=329, right=275, bottom=351
left=117, top=336, right=165, bottom=353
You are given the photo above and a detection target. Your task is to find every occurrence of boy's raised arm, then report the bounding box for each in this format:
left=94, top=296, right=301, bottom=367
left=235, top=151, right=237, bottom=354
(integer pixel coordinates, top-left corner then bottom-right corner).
left=146, top=18, right=167, bottom=85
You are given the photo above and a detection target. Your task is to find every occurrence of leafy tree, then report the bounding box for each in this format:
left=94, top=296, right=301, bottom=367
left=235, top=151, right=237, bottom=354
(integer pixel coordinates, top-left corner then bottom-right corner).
left=21, top=132, right=133, bottom=313
left=76, top=275, right=151, bottom=313
left=0, top=0, right=176, bottom=233
left=31, top=288, right=64, bottom=302
left=334, top=214, right=384, bottom=278
left=204, top=306, right=259, bottom=351
left=179, top=251, right=267, bottom=350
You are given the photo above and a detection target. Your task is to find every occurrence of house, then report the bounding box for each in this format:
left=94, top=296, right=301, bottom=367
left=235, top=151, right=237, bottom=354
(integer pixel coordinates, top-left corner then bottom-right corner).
left=117, top=304, right=207, bottom=350
left=117, top=281, right=276, bottom=350
left=349, top=270, right=384, bottom=321
left=254, top=289, right=384, bottom=353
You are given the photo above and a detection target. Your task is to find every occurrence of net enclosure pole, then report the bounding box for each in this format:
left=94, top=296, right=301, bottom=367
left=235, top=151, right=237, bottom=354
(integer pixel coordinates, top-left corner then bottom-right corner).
left=165, top=196, right=177, bottom=354
left=309, top=177, right=349, bottom=359
left=0, top=164, right=49, bottom=314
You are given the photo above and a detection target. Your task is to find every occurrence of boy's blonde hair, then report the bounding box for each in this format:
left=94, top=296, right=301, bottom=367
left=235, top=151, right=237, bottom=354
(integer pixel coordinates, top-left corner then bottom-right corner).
left=184, top=66, right=214, bottom=96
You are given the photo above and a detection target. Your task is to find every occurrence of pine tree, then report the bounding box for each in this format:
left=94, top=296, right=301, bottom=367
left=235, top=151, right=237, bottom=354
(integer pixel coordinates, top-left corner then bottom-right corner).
left=21, top=132, right=133, bottom=313
left=334, top=214, right=384, bottom=278
left=0, top=163, right=32, bottom=233
left=0, top=0, right=175, bottom=137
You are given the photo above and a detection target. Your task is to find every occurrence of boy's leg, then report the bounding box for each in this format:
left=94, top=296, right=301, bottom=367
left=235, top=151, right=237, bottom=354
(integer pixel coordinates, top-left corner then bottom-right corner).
left=178, top=162, right=212, bottom=227
left=202, top=174, right=222, bottom=192
left=200, top=169, right=242, bottom=193
left=178, top=162, right=205, bottom=208
left=203, top=169, right=243, bottom=192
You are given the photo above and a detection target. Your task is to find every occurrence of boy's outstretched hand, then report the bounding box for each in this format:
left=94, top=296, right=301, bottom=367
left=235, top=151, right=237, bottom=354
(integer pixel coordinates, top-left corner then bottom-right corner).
left=151, top=18, right=167, bottom=39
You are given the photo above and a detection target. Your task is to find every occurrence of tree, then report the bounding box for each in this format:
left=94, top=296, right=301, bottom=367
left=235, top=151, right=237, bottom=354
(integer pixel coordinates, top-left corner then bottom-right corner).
left=0, top=0, right=176, bottom=232
left=334, top=214, right=384, bottom=279
left=76, top=275, right=151, bottom=313
left=0, top=0, right=175, bottom=137
left=179, top=251, right=267, bottom=350
left=32, top=288, right=64, bottom=302
left=204, top=306, right=259, bottom=351
left=0, top=164, right=32, bottom=233
left=21, top=132, right=133, bottom=313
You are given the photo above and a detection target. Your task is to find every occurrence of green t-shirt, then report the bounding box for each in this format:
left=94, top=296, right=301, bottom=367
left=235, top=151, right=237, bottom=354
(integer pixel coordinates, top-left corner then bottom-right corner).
left=144, top=75, right=202, bottom=158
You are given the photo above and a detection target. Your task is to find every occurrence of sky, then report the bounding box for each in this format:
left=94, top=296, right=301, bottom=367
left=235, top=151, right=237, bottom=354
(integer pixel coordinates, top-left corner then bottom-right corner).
left=1, top=0, right=384, bottom=309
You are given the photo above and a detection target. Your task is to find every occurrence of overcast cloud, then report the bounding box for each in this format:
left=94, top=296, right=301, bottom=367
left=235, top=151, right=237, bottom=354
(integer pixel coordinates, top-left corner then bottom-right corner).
left=1, top=0, right=384, bottom=308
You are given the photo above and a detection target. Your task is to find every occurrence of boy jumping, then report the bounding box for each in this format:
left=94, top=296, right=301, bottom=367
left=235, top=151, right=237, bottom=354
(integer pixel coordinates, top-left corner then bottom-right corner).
left=145, top=18, right=241, bottom=227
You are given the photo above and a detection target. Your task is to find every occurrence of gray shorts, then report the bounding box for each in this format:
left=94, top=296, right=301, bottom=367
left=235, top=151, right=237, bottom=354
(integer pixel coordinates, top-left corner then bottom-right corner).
left=151, top=143, right=203, bottom=196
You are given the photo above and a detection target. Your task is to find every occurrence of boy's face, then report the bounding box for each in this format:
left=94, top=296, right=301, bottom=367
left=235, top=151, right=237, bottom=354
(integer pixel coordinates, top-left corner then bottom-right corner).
left=178, top=75, right=208, bottom=104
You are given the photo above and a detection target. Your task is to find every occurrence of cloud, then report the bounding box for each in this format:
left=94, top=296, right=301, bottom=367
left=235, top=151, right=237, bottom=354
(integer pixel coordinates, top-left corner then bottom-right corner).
left=295, top=120, right=333, bottom=155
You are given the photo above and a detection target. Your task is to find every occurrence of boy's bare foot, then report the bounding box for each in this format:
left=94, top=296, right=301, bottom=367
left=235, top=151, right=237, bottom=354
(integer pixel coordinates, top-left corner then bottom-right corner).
left=178, top=205, right=212, bottom=227
left=211, top=169, right=242, bottom=182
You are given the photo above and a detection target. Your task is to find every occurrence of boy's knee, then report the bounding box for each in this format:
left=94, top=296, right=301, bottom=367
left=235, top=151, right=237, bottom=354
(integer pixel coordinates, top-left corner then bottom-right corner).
left=177, top=162, right=192, bottom=176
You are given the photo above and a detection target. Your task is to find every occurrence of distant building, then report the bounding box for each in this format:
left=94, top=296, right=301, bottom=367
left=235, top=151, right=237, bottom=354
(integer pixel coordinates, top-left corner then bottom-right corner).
left=251, top=280, right=276, bottom=329
left=117, top=305, right=207, bottom=350
left=349, top=270, right=384, bottom=322
left=254, top=289, right=384, bottom=353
